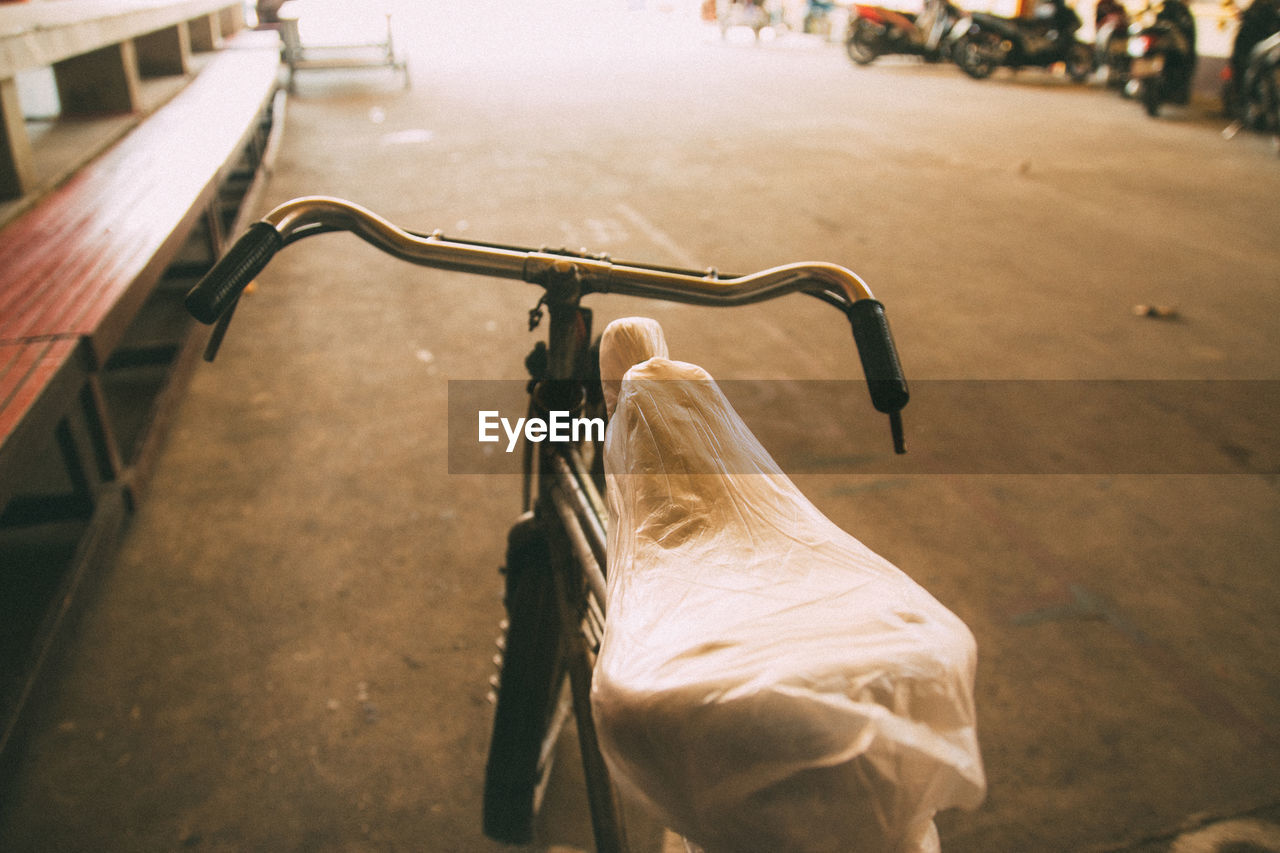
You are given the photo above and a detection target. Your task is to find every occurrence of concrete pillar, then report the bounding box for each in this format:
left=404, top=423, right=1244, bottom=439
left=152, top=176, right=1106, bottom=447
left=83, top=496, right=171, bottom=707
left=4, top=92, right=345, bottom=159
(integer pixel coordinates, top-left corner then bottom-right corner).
left=54, top=42, right=141, bottom=116
left=188, top=14, right=222, bottom=52
left=0, top=76, right=36, bottom=200
left=219, top=4, right=245, bottom=37
left=135, top=24, right=191, bottom=77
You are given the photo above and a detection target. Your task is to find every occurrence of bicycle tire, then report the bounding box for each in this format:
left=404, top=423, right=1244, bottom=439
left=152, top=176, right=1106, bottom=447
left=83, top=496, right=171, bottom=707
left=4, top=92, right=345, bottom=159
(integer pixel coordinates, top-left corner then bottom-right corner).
left=957, top=34, right=998, bottom=80
left=1066, top=42, right=1095, bottom=83
left=846, top=20, right=882, bottom=65
left=483, top=516, right=569, bottom=844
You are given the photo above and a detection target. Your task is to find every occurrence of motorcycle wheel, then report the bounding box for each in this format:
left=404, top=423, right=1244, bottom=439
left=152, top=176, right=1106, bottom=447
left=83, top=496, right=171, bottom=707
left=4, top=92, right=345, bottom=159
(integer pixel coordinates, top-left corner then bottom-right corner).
left=1141, top=77, right=1163, bottom=117
left=1065, top=42, right=1095, bottom=83
left=1248, top=66, right=1280, bottom=132
left=1268, top=67, right=1280, bottom=132
left=956, top=33, right=998, bottom=80
left=846, top=20, right=882, bottom=65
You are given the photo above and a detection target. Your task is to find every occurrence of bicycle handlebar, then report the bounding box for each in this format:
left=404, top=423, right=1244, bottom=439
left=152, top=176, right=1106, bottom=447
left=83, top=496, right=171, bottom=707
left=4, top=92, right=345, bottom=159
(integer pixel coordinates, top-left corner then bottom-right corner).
left=186, top=196, right=909, bottom=452
left=186, top=221, right=283, bottom=324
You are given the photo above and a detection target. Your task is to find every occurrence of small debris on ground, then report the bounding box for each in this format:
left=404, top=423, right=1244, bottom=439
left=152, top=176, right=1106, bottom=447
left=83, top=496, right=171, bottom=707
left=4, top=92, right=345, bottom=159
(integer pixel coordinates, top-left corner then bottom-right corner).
left=1133, top=304, right=1179, bottom=319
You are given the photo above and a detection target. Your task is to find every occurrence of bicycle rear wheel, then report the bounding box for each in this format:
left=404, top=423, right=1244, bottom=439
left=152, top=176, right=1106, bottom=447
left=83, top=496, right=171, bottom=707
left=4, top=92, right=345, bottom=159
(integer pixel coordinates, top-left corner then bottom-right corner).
left=483, top=515, right=569, bottom=844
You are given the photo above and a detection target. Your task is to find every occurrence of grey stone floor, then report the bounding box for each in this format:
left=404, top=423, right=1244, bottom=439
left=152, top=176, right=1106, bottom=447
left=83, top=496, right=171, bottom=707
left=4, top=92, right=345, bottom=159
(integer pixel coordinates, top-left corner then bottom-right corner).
left=2, top=3, right=1278, bottom=851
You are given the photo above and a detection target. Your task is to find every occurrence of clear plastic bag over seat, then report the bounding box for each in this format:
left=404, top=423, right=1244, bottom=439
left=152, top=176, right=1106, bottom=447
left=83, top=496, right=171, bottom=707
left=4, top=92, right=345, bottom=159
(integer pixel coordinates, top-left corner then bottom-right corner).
left=592, top=318, right=986, bottom=853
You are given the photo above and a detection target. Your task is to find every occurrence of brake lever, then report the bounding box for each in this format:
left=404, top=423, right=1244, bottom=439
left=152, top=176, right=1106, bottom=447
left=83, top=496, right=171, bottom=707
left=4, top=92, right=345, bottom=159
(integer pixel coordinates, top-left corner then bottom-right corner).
left=201, top=294, right=241, bottom=362
left=888, top=411, right=905, bottom=456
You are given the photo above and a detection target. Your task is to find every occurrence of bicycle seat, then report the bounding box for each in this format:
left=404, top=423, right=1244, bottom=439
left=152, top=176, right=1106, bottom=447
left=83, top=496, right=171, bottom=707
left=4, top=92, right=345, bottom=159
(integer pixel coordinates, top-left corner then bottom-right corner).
left=592, top=318, right=985, bottom=853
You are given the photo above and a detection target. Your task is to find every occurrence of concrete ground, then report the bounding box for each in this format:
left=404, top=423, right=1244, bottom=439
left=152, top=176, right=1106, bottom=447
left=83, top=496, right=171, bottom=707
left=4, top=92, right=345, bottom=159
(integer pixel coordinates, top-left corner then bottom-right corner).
left=2, top=1, right=1278, bottom=851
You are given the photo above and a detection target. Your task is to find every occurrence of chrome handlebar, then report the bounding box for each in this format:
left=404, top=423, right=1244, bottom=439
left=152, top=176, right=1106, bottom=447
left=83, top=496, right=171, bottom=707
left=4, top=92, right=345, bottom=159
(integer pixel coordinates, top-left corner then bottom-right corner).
left=185, top=195, right=908, bottom=452
left=259, top=196, right=876, bottom=308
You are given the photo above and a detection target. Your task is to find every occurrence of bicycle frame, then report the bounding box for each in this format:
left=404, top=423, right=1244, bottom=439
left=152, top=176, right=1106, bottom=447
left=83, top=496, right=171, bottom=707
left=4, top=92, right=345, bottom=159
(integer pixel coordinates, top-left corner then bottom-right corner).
left=487, top=259, right=626, bottom=849
left=184, top=195, right=910, bottom=852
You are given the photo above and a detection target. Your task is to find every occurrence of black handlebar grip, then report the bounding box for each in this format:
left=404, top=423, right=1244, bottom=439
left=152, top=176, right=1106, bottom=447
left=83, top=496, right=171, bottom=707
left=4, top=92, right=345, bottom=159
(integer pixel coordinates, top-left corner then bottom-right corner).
left=848, top=298, right=909, bottom=415
left=185, top=222, right=283, bottom=324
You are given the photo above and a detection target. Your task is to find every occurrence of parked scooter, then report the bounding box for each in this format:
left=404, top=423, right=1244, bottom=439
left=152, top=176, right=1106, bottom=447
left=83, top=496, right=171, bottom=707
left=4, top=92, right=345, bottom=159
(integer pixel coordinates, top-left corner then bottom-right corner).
left=1222, top=0, right=1280, bottom=128
left=718, top=0, right=772, bottom=39
left=845, top=0, right=965, bottom=65
left=1228, top=31, right=1280, bottom=134
left=803, top=0, right=839, bottom=35
left=951, top=0, right=1096, bottom=81
left=1094, top=0, right=1132, bottom=87
left=1126, top=0, right=1198, bottom=116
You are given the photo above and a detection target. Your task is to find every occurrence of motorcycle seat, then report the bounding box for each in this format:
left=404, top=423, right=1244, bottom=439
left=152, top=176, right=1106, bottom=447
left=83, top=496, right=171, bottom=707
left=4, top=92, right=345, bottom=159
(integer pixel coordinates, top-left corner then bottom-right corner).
left=969, top=11, right=1014, bottom=29
left=591, top=317, right=986, bottom=853
left=971, top=10, right=1067, bottom=38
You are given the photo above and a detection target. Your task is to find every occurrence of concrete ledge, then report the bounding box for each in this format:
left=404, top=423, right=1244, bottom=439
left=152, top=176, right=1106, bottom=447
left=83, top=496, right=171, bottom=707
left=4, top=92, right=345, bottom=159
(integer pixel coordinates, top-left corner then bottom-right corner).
left=0, top=1, right=249, bottom=200
left=0, top=0, right=239, bottom=78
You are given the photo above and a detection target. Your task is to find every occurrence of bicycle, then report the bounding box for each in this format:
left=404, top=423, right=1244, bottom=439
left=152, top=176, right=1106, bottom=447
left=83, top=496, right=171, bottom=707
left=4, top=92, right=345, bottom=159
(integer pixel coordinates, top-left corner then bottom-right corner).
left=185, top=195, right=976, bottom=852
